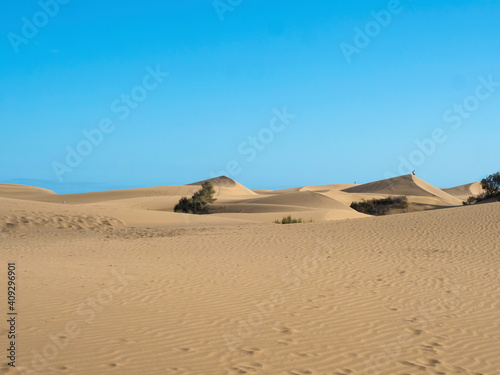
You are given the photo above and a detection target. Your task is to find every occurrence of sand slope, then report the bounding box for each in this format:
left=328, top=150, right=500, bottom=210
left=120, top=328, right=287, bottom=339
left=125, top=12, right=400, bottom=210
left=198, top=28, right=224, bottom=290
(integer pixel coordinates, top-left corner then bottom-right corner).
left=0, top=197, right=124, bottom=231
left=208, top=190, right=366, bottom=222
left=443, top=181, right=483, bottom=200
left=1, top=200, right=499, bottom=374
left=1, top=177, right=499, bottom=374
left=244, top=191, right=354, bottom=210
left=0, top=174, right=468, bottom=229
left=207, top=189, right=366, bottom=222
left=343, top=175, right=462, bottom=206
left=188, top=176, right=257, bottom=196
left=0, top=183, right=55, bottom=198
left=0, top=185, right=203, bottom=204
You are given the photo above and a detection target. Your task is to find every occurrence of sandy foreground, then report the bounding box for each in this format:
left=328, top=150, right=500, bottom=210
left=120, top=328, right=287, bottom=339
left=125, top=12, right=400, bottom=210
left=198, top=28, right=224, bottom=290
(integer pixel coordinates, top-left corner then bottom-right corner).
left=1, top=176, right=499, bottom=374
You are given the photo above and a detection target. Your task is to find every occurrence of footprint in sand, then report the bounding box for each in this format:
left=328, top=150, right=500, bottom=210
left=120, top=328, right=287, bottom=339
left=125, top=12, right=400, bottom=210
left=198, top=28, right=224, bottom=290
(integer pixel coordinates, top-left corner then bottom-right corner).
left=303, top=305, right=321, bottom=310
left=334, top=370, right=353, bottom=375
left=405, top=327, right=423, bottom=335
left=274, top=325, right=295, bottom=335
left=176, top=347, right=192, bottom=352
left=231, top=361, right=263, bottom=374
left=290, top=352, right=317, bottom=358
left=398, top=360, right=426, bottom=371
left=416, top=358, right=441, bottom=367
left=419, top=341, right=442, bottom=354
left=289, top=370, right=313, bottom=375
left=240, top=346, right=261, bottom=355
left=277, top=337, right=296, bottom=345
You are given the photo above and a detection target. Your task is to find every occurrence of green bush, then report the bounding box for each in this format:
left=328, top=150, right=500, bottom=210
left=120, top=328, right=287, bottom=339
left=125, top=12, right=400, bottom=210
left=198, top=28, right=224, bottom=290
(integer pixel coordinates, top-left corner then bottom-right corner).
left=275, top=215, right=303, bottom=224
left=174, top=182, right=216, bottom=214
left=481, top=172, right=500, bottom=195
left=463, top=171, right=500, bottom=205
left=174, top=197, right=194, bottom=214
left=350, top=196, right=408, bottom=216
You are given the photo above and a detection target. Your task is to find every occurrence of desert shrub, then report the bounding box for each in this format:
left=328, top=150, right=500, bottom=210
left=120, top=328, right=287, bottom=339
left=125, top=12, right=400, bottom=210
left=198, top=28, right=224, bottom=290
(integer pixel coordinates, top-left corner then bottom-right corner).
left=481, top=172, right=500, bottom=195
left=463, top=194, right=484, bottom=205
left=463, top=196, right=478, bottom=205
left=174, top=197, right=194, bottom=214
left=275, top=215, right=303, bottom=224
left=174, top=182, right=217, bottom=214
left=350, top=196, right=408, bottom=216
left=464, top=171, right=500, bottom=205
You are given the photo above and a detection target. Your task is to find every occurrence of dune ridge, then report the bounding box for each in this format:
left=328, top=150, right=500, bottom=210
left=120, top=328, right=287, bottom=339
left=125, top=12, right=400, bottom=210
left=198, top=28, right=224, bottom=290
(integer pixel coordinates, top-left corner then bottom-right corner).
left=0, top=175, right=480, bottom=230
left=188, top=176, right=257, bottom=196
left=443, top=181, right=484, bottom=200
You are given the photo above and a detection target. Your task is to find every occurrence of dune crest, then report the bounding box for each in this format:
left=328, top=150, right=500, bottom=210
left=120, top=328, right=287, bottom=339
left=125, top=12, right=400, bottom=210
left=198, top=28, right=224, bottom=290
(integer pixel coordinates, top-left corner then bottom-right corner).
left=342, top=174, right=461, bottom=205
left=443, top=181, right=483, bottom=200
left=188, top=176, right=257, bottom=196
left=0, top=183, right=56, bottom=197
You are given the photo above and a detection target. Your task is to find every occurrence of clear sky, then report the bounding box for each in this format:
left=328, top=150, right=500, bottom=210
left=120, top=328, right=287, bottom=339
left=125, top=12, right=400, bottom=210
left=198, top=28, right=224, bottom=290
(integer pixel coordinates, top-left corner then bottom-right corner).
left=1, top=0, right=499, bottom=193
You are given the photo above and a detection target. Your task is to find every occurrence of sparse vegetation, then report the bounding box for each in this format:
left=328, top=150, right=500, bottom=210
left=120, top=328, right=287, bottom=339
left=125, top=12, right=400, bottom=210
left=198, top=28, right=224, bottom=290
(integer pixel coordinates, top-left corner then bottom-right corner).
left=274, top=215, right=305, bottom=224
left=463, top=172, right=500, bottom=205
left=174, top=182, right=216, bottom=214
left=350, top=196, right=409, bottom=216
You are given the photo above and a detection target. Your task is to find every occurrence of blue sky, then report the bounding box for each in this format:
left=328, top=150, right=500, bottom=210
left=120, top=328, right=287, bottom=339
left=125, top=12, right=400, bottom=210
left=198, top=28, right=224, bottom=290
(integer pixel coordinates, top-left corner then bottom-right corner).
left=1, top=0, right=499, bottom=193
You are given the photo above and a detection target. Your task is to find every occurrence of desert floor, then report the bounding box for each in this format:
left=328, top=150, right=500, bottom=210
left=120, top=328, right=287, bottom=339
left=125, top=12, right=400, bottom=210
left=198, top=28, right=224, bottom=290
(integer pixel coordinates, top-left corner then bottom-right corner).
left=1, top=176, right=499, bottom=374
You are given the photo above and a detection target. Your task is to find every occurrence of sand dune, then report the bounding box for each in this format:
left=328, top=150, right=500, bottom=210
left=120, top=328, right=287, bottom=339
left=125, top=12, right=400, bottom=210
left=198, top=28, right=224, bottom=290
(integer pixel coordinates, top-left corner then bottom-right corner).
left=245, top=190, right=354, bottom=210
left=0, top=183, right=55, bottom=198
left=300, top=184, right=356, bottom=192
left=0, top=178, right=256, bottom=206
left=1, top=191, right=499, bottom=374
left=0, top=197, right=125, bottom=232
left=1, top=176, right=499, bottom=374
left=443, top=181, right=483, bottom=200
left=0, top=178, right=366, bottom=227
left=0, top=185, right=204, bottom=204
left=188, top=176, right=257, bottom=196
left=343, top=174, right=462, bottom=206
left=208, top=190, right=366, bottom=222
left=206, top=189, right=366, bottom=222
left=0, top=174, right=468, bottom=229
